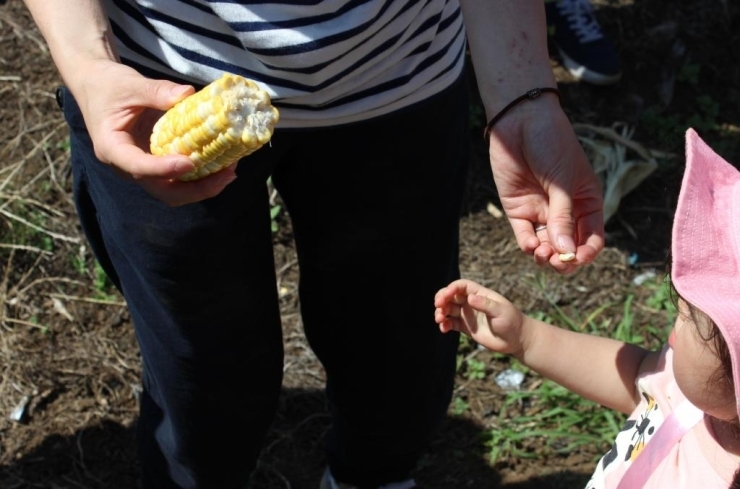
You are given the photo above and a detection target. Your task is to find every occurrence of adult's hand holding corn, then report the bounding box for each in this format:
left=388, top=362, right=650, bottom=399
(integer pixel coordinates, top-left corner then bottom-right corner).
left=60, top=61, right=247, bottom=206
left=150, top=73, right=280, bottom=182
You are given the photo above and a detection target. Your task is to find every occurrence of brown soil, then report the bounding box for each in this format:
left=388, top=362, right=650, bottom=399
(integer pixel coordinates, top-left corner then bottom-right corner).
left=1, top=1, right=739, bottom=488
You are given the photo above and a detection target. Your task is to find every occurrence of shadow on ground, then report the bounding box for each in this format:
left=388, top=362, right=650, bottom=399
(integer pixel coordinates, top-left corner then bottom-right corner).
left=1, top=387, right=591, bottom=489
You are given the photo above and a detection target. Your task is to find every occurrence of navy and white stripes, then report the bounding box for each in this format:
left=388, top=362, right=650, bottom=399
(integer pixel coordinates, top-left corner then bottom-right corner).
left=103, top=0, right=466, bottom=127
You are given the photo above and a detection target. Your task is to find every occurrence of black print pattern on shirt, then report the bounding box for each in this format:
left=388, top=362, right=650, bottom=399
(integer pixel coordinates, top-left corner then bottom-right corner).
left=626, top=393, right=658, bottom=461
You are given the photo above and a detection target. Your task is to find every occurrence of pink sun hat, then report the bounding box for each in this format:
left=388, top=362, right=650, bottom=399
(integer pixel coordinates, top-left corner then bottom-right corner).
left=671, top=128, right=740, bottom=417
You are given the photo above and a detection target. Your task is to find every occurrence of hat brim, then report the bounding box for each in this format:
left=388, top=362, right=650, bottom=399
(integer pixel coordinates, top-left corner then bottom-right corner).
left=671, top=128, right=740, bottom=418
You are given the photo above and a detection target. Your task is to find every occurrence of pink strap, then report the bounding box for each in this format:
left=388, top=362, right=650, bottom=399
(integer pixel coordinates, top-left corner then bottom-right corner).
left=617, top=400, right=704, bottom=489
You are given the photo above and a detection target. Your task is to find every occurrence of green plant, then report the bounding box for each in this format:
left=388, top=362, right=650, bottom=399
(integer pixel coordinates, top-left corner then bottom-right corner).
left=465, top=357, right=487, bottom=380
left=70, top=252, right=86, bottom=277
left=33, top=316, right=48, bottom=332
left=270, top=204, right=281, bottom=234
left=456, top=332, right=473, bottom=372
left=93, top=261, right=117, bottom=301
left=486, top=364, right=624, bottom=464
left=56, top=137, right=71, bottom=152
left=2, top=204, right=55, bottom=252
left=644, top=276, right=677, bottom=316
left=267, top=176, right=283, bottom=234
left=612, top=295, right=644, bottom=344
left=527, top=273, right=613, bottom=335
left=451, top=396, right=470, bottom=416
left=638, top=275, right=677, bottom=346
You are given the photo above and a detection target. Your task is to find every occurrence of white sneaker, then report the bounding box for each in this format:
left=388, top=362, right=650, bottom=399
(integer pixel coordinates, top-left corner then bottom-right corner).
left=320, top=467, right=417, bottom=489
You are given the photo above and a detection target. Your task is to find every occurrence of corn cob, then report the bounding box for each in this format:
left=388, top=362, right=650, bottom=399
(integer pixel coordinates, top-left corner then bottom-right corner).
left=150, top=73, right=280, bottom=181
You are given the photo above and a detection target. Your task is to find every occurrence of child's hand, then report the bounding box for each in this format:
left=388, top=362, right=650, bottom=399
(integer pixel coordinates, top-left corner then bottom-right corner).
left=434, top=279, right=527, bottom=357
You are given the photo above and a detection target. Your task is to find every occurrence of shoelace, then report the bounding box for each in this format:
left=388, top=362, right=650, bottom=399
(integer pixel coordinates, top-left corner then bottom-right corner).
left=556, top=0, right=604, bottom=43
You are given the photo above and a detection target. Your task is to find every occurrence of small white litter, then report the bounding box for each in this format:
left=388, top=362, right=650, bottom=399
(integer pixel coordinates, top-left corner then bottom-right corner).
left=495, top=369, right=525, bottom=391
left=633, top=270, right=657, bottom=286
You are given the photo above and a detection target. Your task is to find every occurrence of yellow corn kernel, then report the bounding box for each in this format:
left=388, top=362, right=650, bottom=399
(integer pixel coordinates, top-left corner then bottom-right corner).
left=150, top=73, right=280, bottom=181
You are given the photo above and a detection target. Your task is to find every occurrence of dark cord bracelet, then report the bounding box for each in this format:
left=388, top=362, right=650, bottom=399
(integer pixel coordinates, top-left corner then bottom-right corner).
left=482, top=87, right=562, bottom=141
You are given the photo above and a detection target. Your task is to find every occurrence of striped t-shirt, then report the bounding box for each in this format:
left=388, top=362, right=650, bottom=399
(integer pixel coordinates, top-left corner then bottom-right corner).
left=104, top=0, right=467, bottom=127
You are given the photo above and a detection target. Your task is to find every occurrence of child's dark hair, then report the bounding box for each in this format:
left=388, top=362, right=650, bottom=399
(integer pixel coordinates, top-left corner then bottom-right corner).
left=668, top=277, right=735, bottom=405
left=688, top=303, right=734, bottom=400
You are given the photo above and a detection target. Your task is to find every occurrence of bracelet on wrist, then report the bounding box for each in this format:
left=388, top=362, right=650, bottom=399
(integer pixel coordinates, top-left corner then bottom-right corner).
left=482, top=87, right=562, bottom=141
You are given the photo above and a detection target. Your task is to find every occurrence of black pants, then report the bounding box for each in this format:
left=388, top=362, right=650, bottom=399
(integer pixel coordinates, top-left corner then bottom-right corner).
left=59, top=75, right=468, bottom=489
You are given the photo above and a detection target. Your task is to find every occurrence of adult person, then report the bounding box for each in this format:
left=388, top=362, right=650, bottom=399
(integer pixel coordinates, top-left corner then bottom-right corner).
left=21, top=1, right=605, bottom=488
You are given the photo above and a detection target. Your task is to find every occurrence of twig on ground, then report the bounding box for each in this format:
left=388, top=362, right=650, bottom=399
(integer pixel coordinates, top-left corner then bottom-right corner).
left=15, top=277, right=88, bottom=297
left=0, top=207, right=80, bottom=243
left=1, top=316, right=49, bottom=331
left=0, top=243, right=53, bottom=254
left=47, top=293, right=126, bottom=307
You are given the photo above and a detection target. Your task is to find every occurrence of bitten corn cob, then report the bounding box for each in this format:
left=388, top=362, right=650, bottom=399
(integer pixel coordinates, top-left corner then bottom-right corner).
left=150, top=73, right=280, bottom=181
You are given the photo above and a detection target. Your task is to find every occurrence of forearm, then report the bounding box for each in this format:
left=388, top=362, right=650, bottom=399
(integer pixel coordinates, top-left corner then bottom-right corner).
left=517, top=317, right=654, bottom=414
left=22, top=0, right=118, bottom=91
left=459, top=0, right=557, bottom=120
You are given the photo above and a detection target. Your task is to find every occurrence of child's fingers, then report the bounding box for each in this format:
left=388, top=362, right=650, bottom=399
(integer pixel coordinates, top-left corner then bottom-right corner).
left=438, top=318, right=455, bottom=333
left=445, top=304, right=462, bottom=318
left=434, top=279, right=480, bottom=306
left=434, top=307, right=445, bottom=324
left=434, top=304, right=462, bottom=325
left=438, top=316, right=467, bottom=334
left=434, top=288, right=467, bottom=309
left=434, top=287, right=451, bottom=307
left=467, top=293, right=502, bottom=317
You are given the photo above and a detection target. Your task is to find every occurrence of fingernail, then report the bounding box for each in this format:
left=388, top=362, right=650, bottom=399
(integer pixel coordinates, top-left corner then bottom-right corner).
left=557, top=235, right=576, bottom=253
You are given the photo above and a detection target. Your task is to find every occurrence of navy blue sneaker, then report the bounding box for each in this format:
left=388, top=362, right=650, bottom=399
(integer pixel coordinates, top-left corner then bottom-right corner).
left=546, top=0, right=622, bottom=86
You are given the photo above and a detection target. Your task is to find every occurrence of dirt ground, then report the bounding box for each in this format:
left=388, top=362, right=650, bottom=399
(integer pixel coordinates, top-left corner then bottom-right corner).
left=1, top=1, right=739, bottom=488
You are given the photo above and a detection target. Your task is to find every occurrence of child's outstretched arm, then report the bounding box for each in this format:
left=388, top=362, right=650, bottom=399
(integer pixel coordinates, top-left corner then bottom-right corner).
left=434, top=279, right=658, bottom=415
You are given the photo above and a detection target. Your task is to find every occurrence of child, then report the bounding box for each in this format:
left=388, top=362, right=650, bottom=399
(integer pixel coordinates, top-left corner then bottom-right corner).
left=434, top=128, right=740, bottom=488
